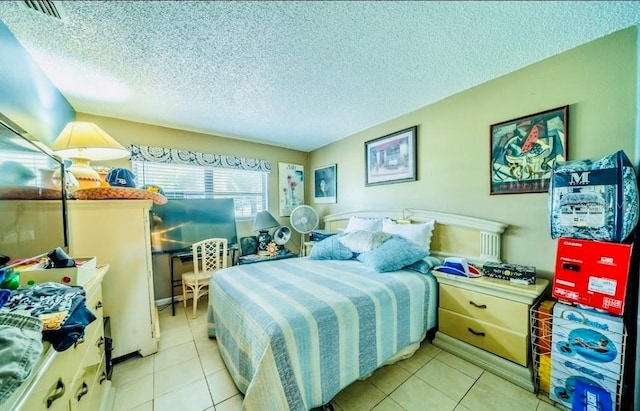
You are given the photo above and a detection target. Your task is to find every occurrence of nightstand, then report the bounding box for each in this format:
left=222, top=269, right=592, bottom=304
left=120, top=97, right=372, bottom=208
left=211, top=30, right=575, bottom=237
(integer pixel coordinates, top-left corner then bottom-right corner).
left=302, top=241, right=316, bottom=257
left=432, top=271, right=549, bottom=392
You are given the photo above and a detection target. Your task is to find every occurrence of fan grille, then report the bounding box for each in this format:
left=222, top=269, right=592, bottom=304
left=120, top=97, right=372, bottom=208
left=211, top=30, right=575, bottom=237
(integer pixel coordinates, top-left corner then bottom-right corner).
left=290, top=205, right=319, bottom=234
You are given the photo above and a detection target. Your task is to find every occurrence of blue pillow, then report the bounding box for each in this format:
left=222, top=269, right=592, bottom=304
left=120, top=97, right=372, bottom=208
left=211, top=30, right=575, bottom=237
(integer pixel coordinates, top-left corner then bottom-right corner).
left=357, top=235, right=428, bottom=272
left=405, top=256, right=443, bottom=274
left=309, top=235, right=353, bottom=260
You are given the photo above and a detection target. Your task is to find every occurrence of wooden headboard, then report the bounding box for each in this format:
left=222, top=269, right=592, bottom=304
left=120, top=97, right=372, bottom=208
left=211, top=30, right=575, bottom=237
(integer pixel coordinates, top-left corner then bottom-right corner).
left=323, top=209, right=508, bottom=265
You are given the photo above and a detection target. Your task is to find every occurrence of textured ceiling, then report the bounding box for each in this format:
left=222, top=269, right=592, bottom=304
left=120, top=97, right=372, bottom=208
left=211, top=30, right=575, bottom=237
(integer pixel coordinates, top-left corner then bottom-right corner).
left=1, top=1, right=640, bottom=152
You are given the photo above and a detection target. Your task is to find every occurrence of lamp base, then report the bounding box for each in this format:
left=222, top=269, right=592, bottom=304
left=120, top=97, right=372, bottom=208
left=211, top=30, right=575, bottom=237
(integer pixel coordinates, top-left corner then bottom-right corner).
left=52, top=157, right=101, bottom=190
left=257, top=230, right=272, bottom=253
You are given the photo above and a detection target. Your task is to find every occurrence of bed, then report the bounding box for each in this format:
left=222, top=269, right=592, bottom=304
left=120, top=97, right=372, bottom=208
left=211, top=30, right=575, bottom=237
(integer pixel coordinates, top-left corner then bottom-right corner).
left=207, top=208, right=507, bottom=410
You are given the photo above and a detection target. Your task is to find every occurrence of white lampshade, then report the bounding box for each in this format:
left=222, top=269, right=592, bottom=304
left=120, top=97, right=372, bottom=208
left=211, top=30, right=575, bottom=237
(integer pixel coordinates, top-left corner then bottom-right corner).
left=51, top=121, right=129, bottom=189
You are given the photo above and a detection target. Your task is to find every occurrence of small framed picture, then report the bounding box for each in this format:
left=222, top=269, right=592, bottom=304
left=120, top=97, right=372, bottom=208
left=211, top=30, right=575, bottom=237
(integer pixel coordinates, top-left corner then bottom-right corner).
left=365, top=126, right=417, bottom=186
left=314, top=164, right=337, bottom=204
left=490, top=105, right=568, bottom=194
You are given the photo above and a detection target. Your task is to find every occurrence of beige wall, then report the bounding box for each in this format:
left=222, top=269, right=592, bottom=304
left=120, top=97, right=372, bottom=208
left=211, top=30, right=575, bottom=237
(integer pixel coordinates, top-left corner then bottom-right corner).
left=76, top=112, right=308, bottom=299
left=309, top=27, right=638, bottom=279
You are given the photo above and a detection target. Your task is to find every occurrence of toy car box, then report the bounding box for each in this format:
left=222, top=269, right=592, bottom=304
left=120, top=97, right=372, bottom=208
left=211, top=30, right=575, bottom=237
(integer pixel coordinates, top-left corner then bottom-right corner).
left=19, top=257, right=97, bottom=287
left=550, top=302, right=624, bottom=377
left=552, top=238, right=632, bottom=315
left=549, top=150, right=639, bottom=243
left=482, top=262, right=536, bottom=285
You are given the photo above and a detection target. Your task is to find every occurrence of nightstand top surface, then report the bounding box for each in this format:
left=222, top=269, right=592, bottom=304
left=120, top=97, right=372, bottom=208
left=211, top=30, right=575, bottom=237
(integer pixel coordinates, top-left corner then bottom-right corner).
left=433, top=271, right=549, bottom=304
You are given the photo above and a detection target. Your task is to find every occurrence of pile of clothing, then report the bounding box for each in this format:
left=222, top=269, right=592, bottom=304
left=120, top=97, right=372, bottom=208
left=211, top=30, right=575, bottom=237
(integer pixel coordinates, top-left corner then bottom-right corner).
left=0, top=282, right=96, bottom=405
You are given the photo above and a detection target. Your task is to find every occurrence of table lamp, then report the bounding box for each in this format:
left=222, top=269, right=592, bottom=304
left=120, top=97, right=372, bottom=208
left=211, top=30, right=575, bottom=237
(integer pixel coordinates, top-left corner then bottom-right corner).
left=252, top=210, right=280, bottom=255
left=51, top=121, right=130, bottom=189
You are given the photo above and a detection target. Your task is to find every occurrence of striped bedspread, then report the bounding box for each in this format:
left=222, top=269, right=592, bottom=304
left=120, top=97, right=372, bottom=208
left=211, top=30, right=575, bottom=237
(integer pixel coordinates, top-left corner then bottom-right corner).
left=207, top=257, right=437, bottom=410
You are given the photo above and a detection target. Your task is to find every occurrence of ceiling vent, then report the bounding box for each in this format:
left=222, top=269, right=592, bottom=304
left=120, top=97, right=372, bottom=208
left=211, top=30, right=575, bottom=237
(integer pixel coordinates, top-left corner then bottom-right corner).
left=22, top=1, right=61, bottom=19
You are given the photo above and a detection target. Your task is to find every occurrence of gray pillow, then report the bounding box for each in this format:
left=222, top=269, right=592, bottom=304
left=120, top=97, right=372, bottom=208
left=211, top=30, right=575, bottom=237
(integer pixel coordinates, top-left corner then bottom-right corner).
left=357, top=235, right=428, bottom=272
left=309, top=235, right=353, bottom=260
left=404, top=256, right=443, bottom=274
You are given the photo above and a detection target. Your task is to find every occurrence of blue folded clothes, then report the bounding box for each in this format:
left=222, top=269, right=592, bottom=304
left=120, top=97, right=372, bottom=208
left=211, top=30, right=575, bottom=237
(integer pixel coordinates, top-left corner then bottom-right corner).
left=3, top=282, right=96, bottom=351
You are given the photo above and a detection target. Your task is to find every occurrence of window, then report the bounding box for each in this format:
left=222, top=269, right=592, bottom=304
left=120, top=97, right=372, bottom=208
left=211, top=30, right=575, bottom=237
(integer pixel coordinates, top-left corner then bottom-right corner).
left=132, top=161, right=267, bottom=218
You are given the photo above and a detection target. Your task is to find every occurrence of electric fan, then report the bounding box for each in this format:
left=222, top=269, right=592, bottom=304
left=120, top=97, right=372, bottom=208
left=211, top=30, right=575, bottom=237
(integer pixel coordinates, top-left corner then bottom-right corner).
left=289, top=205, right=320, bottom=255
left=273, top=226, right=292, bottom=248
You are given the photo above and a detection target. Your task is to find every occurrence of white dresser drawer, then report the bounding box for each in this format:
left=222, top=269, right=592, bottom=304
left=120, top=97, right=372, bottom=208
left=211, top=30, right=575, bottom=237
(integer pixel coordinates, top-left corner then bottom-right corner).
left=439, top=283, right=529, bottom=334
left=439, top=308, right=529, bottom=366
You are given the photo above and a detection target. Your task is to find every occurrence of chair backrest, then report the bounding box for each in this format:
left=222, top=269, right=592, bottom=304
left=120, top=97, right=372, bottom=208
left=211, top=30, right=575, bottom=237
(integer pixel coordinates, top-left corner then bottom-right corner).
left=192, top=238, right=228, bottom=276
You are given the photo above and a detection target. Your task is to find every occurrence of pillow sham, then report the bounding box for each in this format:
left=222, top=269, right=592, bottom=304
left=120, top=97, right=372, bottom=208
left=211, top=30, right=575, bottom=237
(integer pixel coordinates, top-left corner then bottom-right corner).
left=308, top=235, right=353, bottom=260
left=343, top=216, right=383, bottom=233
left=338, top=230, right=391, bottom=253
left=356, top=235, right=428, bottom=272
left=404, top=256, right=443, bottom=274
left=381, top=219, right=435, bottom=252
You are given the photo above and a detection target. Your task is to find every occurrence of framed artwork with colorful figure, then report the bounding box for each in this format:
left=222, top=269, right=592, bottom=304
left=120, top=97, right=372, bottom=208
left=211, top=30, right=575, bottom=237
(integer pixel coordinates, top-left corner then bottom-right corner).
left=490, top=105, right=568, bottom=194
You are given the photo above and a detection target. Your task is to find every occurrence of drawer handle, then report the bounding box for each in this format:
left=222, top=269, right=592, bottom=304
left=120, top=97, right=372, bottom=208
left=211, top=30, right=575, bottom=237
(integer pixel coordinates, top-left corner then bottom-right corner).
left=74, top=336, right=85, bottom=348
left=467, top=327, right=486, bottom=337
left=469, top=301, right=487, bottom=309
left=99, top=371, right=107, bottom=384
left=95, top=300, right=103, bottom=310
left=46, top=378, right=65, bottom=408
left=76, top=381, right=89, bottom=401
left=96, top=336, right=105, bottom=348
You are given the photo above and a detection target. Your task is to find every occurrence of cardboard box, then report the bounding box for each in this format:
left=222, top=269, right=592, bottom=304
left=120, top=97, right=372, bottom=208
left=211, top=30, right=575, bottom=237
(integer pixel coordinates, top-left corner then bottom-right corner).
left=549, top=354, right=618, bottom=407
left=572, top=379, right=613, bottom=411
left=482, top=261, right=536, bottom=285
left=552, top=238, right=632, bottom=315
left=551, top=302, right=624, bottom=376
left=536, top=300, right=556, bottom=354
left=19, top=257, right=97, bottom=287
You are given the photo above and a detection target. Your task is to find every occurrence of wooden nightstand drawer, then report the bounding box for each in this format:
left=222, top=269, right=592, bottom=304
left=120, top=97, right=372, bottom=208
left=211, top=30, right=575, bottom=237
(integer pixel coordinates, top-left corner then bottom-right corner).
left=439, top=283, right=529, bottom=334
left=439, top=308, right=529, bottom=366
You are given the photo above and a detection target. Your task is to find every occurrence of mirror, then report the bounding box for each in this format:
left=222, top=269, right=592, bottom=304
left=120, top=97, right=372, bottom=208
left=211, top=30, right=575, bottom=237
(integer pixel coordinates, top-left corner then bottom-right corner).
left=0, top=117, right=68, bottom=264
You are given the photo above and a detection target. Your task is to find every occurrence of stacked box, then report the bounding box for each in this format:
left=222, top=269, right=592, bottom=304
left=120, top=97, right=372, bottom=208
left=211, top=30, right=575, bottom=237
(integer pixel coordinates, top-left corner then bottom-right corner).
left=538, top=353, right=551, bottom=393
left=550, top=356, right=618, bottom=407
left=550, top=302, right=622, bottom=407
left=536, top=300, right=556, bottom=354
left=549, top=150, right=639, bottom=243
left=482, top=261, right=536, bottom=285
left=572, top=379, right=613, bottom=411
left=552, top=238, right=632, bottom=315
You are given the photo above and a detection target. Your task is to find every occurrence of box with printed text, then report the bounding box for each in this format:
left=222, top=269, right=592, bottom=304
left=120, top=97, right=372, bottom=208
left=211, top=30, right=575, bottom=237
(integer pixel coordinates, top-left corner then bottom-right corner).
left=550, top=302, right=624, bottom=377
left=552, top=238, right=632, bottom=315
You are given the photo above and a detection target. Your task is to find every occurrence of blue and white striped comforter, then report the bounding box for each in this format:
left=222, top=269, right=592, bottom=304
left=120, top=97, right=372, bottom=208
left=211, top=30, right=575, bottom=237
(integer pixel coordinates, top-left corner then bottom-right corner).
left=207, top=257, right=437, bottom=411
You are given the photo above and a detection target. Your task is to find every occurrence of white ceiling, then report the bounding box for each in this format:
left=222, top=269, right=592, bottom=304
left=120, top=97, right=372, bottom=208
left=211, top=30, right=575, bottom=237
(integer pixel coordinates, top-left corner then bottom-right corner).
left=1, top=1, right=640, bottom=152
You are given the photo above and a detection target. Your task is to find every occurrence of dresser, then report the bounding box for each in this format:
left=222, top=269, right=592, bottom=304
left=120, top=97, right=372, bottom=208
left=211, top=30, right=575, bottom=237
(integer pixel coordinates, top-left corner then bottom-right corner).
left=67, top=200, right=159, bottom=359
left=432, top=272, right=548, bottom=392
left=0, top=265, right=112, bottom=411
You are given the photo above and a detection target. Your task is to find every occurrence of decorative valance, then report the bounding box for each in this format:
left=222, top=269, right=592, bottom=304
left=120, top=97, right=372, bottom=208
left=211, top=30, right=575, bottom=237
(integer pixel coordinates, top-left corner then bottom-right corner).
left=127, top=144, right=272, bottom=173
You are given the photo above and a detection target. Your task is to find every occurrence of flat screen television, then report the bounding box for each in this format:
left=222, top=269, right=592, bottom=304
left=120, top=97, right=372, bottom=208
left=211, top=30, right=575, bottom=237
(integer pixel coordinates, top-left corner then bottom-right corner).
left=151, top=198, right=238, bottom=253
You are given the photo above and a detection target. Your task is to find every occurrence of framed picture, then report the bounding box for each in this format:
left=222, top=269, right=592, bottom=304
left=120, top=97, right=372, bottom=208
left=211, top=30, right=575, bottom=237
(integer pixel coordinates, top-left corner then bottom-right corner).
left=314, top=164, right=337, bottom=204
left=490, top=105, right=568, bottom=195
left=278, top=162, right=304, bottom=216
left=365, top=126, right=417, bottom=186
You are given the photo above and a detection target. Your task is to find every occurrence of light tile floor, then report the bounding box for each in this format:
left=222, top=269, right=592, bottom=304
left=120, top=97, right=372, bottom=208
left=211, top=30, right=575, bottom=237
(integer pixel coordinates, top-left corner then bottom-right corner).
left=111, top=300, right=565, bottom=411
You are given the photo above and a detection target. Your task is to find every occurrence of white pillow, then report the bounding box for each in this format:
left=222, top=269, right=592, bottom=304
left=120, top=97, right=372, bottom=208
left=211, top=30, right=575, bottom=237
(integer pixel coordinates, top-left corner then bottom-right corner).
left=338, top=230, right=391, bottom=253
left=382, top=219, right=435, bottom=252
left=343, top=216, right=383, bottom=233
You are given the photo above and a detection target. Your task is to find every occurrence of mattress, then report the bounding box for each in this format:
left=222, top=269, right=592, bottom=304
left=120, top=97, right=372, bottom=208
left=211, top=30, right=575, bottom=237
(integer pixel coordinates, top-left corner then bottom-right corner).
left=207, top=257, right=437, bottom=410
